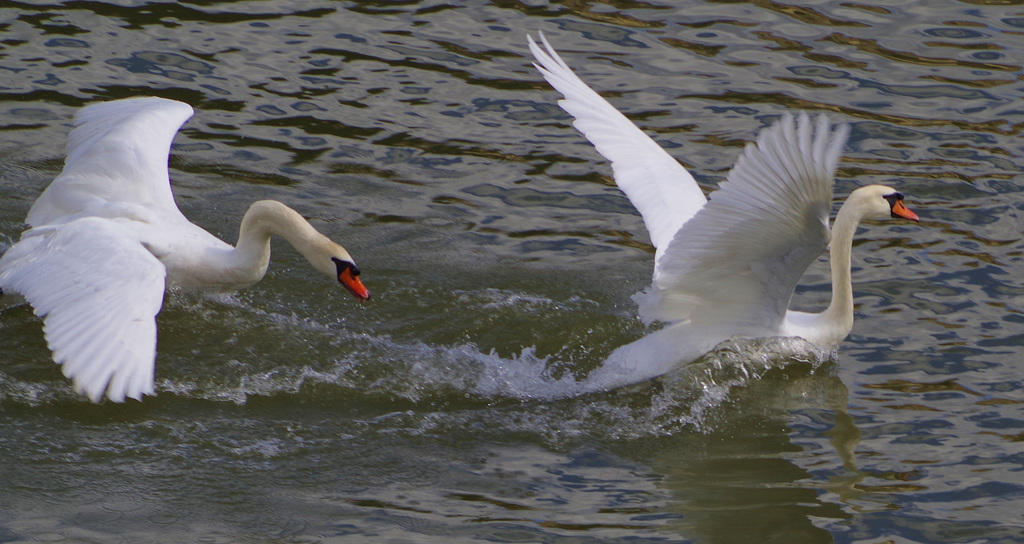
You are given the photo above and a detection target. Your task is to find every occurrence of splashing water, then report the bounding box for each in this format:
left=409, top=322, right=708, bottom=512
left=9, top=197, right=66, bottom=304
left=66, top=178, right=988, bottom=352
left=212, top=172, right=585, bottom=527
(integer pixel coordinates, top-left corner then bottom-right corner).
left=1, top=288, right=835, bottom=438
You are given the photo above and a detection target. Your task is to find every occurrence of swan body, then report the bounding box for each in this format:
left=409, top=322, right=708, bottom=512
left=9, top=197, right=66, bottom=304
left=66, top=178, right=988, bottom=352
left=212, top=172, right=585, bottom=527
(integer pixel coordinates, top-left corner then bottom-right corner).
left=0, top=97, right=369, bottom=402
left=528, top=34, right=919, bottom=390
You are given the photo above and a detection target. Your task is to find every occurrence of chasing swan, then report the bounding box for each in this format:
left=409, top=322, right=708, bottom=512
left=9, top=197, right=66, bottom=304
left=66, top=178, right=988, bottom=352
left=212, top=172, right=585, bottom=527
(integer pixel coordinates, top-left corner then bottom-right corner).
left=0, top=97, right=370, bottom=402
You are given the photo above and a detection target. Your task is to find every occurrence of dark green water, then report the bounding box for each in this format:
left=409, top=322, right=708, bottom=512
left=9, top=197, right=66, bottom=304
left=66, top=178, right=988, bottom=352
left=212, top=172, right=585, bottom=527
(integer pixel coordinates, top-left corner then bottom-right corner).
left=1, top=1, right=1023, bottom=542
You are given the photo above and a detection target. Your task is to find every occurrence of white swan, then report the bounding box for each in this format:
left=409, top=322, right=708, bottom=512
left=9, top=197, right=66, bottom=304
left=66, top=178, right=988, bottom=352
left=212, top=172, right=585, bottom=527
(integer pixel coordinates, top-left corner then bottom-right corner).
left=528, top=34, right=920, bottom=390
left=0, top=97, right=370, bottom=402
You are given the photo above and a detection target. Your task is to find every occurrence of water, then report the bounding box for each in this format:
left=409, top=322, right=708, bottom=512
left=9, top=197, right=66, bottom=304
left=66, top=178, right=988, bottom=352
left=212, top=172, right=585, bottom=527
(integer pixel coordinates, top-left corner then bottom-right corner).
left=1, top=1, right=1023, bottom=542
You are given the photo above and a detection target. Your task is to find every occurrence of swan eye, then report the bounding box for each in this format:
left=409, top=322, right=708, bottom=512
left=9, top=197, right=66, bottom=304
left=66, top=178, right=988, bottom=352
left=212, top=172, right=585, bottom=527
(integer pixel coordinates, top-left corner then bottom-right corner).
left=331, top=257, right=360, bottom=276
left=883, top=192, right=919, bottom=222
left=882, top=192, right=905, bottom=207
left=883, top=192, right=904, bottom=214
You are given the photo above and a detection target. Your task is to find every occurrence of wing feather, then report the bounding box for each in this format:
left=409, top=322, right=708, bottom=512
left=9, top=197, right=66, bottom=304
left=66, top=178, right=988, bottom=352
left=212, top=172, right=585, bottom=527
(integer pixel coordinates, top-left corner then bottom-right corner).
left=528, top=33, right=707, bottom=260
left=27, top=97, right=194, bottom=227
left=0, top=218, right=167, bottom=402
left=636, top=113, right=849, bottom=332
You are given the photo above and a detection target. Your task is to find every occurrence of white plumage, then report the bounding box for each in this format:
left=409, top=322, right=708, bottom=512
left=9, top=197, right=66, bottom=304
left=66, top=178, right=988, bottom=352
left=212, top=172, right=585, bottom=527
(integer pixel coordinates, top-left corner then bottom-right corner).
left=529, top=34, right=919, bottom=389
left=0, top=97, right=370, bottom=402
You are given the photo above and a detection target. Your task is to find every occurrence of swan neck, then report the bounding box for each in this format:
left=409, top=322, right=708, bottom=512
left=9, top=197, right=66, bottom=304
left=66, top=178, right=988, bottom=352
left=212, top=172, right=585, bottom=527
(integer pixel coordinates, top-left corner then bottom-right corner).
left=233, top=200, right=331, bottom=280
left=822, top=201, right=861, bottom=341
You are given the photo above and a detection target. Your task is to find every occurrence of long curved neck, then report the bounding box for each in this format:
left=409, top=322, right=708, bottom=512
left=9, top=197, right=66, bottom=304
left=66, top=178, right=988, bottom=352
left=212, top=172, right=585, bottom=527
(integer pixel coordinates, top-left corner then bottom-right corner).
left=819, top=199, right=862, bottom=344
left=230, top=200, right=332, bottom=284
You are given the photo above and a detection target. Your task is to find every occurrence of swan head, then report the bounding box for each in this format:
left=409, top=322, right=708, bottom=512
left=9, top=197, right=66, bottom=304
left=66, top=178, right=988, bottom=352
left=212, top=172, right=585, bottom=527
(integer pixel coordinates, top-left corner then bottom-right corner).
left=330, top=255, right=371, bottom=302
left=308, top=238, right=368, bottom=302
left=851, top=185, right=919, bottom=222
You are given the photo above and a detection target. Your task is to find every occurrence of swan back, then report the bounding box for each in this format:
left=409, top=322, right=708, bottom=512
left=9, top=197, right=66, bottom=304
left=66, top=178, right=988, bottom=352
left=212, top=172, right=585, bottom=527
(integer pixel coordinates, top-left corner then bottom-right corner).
left=27, top=97, right=193, bottom=227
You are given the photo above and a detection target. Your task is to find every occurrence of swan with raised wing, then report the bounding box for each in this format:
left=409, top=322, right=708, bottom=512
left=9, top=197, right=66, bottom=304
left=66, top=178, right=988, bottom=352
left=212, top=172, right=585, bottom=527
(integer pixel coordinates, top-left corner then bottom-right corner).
left=0, top=97, right=370, bottom=402
left=528, top=34, right=919, bottom=390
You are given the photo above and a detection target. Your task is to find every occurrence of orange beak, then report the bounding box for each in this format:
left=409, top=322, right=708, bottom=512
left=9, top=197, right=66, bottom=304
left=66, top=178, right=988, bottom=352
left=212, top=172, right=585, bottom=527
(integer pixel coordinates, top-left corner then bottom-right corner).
left=891, top=200, right=919, bottom=222
left=339, top=267, right=370, bottom=302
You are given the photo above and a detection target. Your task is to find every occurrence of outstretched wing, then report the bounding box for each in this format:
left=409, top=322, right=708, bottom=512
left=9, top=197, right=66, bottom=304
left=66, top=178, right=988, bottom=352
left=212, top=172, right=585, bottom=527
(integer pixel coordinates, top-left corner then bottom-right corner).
left=27, top=97, right=194, bottom=227
left=0, top=218, right=167, bottom=402
left=636, top=113, right=848, bottom=332
left=529, top=33, right=707, bottom=262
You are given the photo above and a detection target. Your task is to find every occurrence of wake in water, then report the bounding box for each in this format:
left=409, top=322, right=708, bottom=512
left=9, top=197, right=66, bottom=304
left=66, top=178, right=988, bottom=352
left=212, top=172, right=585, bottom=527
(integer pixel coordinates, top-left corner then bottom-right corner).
left=157, top=316, right=837, bottom=438
left=0, top=289, right=836, bottom=437
left=315, top=334, right=838, bottom=439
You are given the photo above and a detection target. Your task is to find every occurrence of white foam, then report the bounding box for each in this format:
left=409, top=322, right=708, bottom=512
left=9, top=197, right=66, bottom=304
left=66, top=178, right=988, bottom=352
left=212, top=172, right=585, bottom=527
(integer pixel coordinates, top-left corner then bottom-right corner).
left=1, top=289, right=836, bottom=439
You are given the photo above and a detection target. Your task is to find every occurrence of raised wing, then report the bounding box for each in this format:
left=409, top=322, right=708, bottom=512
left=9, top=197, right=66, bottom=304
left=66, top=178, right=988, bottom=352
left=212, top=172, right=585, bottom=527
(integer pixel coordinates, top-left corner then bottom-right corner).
left=635, top=113, right=848, bottom=331
left=27, top=97, right=194, bottom=227
left=529, top=33, right=707, bottom=261
left=0, top=218, right=167, bottom=402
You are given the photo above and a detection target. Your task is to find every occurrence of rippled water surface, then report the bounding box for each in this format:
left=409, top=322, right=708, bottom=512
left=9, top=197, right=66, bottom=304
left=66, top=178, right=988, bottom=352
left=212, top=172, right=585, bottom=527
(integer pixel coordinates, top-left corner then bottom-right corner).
left=1, top=1, right=1023, bottom=542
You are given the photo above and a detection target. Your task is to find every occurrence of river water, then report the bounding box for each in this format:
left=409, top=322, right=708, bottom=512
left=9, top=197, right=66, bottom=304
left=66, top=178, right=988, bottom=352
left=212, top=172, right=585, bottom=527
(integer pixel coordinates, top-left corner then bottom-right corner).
left=1, top=1, right=1023, bottom=543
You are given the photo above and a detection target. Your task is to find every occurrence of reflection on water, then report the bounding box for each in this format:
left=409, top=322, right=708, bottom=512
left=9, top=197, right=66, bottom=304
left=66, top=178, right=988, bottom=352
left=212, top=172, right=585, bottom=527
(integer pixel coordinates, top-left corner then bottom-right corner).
left=1, top=0, right=1024, bottom=542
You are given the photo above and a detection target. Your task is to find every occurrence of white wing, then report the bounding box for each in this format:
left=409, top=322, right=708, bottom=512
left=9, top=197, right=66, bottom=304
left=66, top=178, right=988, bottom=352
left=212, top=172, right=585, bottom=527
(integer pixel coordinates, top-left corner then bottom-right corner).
left=0, top=218, right=167, bottom=402
left=528, top=33, right=707, bottom=261
left=635, top=113, right=849, bottom=331
left=27, top=97, right=194, bottom=227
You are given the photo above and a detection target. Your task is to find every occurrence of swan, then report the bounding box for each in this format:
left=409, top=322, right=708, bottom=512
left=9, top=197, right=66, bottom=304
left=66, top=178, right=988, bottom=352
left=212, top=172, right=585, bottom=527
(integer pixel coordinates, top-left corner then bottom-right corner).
left=528, top=34, right=920, bottom=390
left=0, top=97, right=370, bottom=403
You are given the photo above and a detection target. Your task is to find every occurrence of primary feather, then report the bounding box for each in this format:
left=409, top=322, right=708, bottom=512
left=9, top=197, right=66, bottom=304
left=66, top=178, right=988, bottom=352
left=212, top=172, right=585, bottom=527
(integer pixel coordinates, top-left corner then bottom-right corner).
left=528, top=33, right=707, bottom=263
